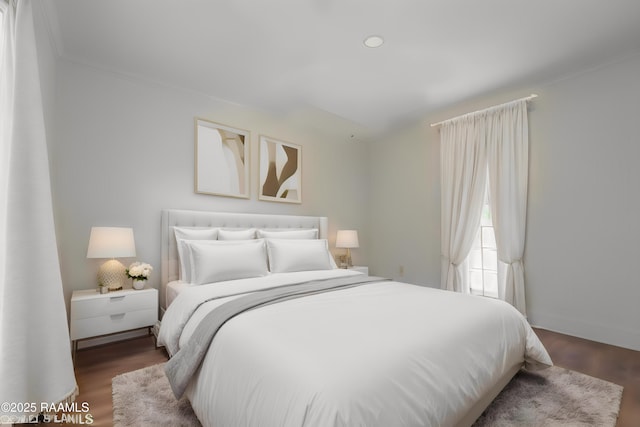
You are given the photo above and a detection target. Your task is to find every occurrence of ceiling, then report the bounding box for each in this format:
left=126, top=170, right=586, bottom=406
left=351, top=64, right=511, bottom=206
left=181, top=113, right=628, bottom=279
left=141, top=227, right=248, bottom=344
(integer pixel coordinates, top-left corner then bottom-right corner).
left=42, top=0, right=640, bottom=130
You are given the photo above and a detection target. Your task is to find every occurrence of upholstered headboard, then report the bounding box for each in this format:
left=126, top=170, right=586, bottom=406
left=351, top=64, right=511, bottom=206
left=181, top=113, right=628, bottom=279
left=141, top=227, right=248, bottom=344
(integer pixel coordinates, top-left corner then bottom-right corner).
left=160, top=209, right=329, bottom=310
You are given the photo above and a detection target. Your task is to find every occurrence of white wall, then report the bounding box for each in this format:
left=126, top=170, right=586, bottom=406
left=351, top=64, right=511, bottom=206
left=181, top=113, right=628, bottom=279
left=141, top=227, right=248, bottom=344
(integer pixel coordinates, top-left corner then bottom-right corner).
left=525, top=55, right=640, bottom=350
left=367, top=124, right=440, bottom=285
left=368, top=54, right=640, bottom=351
left=49, top=60, right=370, bottom=307
left=37, top=9, right=640, bottom=350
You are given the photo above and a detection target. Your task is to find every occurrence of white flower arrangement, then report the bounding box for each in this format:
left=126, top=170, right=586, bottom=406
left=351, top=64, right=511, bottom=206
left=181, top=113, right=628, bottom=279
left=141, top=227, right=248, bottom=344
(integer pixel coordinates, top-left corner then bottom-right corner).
left=126, top=262, right=153, bottom=281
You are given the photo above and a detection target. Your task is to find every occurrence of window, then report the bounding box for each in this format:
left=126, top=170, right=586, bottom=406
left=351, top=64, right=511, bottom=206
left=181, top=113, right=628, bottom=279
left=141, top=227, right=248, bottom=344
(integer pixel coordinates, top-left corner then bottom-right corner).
left=468, top=186, right=499, bottom=298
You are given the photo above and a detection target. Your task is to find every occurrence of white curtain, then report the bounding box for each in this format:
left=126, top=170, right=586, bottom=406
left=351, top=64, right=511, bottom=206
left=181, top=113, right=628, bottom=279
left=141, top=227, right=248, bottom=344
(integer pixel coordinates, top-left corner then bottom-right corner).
left=0, top=0, right=78, bottom=418
left=440, top=99, right=529, bottom=315
left=440, top=117, right=488, bottom=293
left=487, top=100, right=529, bottom=315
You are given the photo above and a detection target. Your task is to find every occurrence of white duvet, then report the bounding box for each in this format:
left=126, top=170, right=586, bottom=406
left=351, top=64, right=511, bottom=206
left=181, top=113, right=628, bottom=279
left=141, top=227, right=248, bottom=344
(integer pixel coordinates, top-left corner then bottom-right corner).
left=159, top=269, right=552, bottom=427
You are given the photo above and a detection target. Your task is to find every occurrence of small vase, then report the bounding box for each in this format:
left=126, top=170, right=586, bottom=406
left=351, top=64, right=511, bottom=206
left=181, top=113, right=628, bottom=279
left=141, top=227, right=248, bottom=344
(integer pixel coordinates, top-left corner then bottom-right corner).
left=132, top=279, right=146, bottom=290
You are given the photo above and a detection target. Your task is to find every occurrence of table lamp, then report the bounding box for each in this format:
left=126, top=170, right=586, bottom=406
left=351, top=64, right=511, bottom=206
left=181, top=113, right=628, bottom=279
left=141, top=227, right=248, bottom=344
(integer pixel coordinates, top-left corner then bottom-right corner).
left=87, top=227, right=136, bottom=291
left=336, top=230, right=359, bottom=268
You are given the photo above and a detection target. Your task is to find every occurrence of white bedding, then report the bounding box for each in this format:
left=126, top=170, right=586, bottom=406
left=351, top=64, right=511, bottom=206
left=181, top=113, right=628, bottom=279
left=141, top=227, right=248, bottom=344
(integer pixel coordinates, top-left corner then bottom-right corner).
left=165, top=280, right=190, bottom=307
left=158, top=269, right=552, bottom=427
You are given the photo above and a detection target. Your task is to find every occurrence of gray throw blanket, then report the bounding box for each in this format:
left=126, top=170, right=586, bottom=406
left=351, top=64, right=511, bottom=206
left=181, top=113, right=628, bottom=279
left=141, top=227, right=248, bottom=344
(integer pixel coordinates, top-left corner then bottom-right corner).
left=165, top=275, right=388, bottom=398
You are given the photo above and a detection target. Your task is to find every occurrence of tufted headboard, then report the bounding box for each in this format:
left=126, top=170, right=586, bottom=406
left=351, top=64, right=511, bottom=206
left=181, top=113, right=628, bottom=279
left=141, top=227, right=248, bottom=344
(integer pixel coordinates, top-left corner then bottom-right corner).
left=160, top=209, right=329, bottom=310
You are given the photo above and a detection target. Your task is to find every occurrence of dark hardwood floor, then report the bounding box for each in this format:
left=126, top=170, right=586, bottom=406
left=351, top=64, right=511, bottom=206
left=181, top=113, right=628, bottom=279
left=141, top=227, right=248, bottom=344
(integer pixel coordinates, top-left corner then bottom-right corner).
left=534, top=328, right=640, bottom=427
left=72, top=335, right=168, bottom=426
left=67, top=329, right=639, bottom=426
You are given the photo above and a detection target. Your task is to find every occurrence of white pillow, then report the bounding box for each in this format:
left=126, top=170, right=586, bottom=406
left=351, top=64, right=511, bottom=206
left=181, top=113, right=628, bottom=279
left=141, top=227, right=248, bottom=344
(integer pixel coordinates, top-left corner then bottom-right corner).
left=178, top=239, right=227, bottom=283
left=174, top=227, right=218, bottom=280
left=257, top=229, right=318, bottom=239
left=187, top=239, right=268, bottom=285
left=266, top=239, right=335, bottom=273
left=218, top=228, right=257, bottom=240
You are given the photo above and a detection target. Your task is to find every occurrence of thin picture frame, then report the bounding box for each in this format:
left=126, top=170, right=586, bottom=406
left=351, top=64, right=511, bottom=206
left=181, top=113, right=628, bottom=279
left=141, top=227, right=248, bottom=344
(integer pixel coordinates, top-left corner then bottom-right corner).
left=258, top=135, right=302, bottom=204
left=194, top=118, right=250, bottom=199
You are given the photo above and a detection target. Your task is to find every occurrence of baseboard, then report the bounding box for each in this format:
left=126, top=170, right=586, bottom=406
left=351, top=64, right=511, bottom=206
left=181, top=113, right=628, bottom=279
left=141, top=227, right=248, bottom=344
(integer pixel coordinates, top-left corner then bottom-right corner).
left=529, top=310, right=640, bottom=352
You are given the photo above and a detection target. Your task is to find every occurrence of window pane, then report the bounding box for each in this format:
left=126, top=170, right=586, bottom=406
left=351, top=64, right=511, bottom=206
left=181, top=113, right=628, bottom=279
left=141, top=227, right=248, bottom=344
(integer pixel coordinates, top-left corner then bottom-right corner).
left=483, top=271, right=499, bottom=297
left=482, top=248, right=497, bottom=271
left=482, top=227, right=496, bottom=249
left=469, top=249, right=482, bottom=269
left=469, top=270, right=483, bottom=292
left=466, top=178, right=500, bottom=298
left=480, top=204, right=492, bottom=226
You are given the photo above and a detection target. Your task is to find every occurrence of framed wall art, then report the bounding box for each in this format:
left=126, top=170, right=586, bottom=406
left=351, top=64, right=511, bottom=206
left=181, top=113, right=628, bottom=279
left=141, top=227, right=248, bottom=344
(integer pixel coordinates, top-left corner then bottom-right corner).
left=259, top=135, right=302, bottom=204
left=195, top=118, right=250, bottom=199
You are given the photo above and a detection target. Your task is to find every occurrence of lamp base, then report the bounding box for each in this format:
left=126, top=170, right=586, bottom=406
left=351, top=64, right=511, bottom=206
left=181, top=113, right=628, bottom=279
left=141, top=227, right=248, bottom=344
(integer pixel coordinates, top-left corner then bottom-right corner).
left=98, top=259, right=127, bottom=290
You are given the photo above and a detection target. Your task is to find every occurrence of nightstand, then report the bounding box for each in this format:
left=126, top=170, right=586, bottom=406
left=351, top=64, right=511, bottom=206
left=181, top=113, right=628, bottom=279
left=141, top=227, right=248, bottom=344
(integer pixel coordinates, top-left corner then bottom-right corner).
left=70, top=287, right=158, bottom=360
left=349, top=266, right=369, bottom=275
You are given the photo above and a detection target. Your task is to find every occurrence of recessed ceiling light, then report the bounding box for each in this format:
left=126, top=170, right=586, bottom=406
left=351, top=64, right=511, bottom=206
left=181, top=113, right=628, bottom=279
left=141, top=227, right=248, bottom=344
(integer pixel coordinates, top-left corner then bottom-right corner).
left=363, top=35, right=384, bottom=48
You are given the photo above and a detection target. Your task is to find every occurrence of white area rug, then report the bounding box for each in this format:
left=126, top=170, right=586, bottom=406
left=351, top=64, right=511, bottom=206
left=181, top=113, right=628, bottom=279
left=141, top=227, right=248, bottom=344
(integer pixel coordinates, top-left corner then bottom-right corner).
left=473, top=367, right=622, bottom=426
left=113, top=364, right=622, bottom=426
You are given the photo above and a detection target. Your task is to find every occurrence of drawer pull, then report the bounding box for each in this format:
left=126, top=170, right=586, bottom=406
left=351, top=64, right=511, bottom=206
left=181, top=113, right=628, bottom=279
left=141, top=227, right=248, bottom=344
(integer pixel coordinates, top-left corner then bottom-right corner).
left=110, top=313, right=126, bottom=319
left=109, top=296, right=126, bottom=302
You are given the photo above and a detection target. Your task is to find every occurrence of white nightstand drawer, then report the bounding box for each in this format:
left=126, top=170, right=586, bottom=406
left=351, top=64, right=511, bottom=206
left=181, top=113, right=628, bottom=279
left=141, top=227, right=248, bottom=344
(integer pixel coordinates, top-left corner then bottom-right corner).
left=70, top=308, right=157, bottom=340
left=70, top=287, right=158, bottom=361
left=71, top=289, right=156, bottom=319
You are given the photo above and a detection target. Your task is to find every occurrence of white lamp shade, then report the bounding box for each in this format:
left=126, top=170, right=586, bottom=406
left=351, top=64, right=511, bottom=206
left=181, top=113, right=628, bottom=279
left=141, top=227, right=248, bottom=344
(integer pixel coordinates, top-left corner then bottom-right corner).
left=336, top=230, right=359, bottom=249
left=87, top=227, right=136, bottom=259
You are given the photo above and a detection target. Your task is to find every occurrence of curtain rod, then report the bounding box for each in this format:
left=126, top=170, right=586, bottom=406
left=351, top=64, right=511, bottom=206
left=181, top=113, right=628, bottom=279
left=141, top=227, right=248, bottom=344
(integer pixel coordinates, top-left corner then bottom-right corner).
left=430, top=94, right=538, bottom=128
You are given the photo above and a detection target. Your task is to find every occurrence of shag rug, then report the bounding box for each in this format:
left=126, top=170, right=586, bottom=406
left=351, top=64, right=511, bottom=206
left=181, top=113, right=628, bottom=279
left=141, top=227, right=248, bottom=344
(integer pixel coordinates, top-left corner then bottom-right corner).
left=112, top=364, right=622, bottom=427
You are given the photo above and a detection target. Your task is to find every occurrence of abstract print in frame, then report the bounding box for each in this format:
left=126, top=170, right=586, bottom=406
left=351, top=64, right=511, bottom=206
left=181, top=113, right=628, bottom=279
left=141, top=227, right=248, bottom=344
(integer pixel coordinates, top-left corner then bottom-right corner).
left=195, top=118, right=250, bottom=199
left=259, top=135, right=302, bottom=204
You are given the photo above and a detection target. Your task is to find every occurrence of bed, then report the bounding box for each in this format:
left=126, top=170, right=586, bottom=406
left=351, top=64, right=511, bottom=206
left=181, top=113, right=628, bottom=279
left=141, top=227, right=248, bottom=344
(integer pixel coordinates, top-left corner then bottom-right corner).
left=158, top=209, right=552, bottom=427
